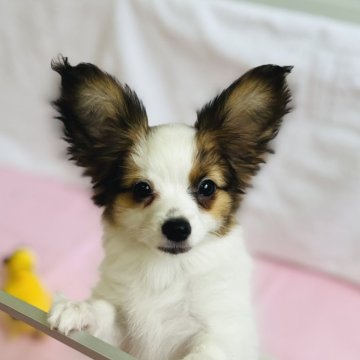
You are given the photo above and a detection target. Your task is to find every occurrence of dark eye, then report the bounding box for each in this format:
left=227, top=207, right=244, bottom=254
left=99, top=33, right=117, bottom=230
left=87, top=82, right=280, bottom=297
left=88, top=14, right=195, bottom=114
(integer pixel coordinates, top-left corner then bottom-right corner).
left=133, top=181, right=153, bottom=201
left=197, top=179, right=217, bottom=198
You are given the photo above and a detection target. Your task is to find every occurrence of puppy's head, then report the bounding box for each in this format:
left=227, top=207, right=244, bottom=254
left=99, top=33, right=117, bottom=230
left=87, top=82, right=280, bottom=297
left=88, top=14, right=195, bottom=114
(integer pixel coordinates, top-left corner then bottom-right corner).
left=52, top=57, right=291, bottom=254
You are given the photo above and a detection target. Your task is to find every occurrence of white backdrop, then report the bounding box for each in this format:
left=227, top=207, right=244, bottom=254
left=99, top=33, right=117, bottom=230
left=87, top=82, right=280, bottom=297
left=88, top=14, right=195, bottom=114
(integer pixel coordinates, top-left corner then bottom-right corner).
left=1, top=0, right=360, bottom=283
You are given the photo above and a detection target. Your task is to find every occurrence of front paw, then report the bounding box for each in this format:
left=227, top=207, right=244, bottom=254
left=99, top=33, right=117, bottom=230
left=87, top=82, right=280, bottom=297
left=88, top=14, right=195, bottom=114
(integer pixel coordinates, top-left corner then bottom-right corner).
left=47, top=295, right=96, bottom=336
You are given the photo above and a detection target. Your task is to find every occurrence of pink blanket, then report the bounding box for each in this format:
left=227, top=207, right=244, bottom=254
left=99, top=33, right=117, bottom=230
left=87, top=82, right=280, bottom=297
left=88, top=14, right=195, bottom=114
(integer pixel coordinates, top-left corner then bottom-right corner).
left=1, top=168, right=359, bottom=360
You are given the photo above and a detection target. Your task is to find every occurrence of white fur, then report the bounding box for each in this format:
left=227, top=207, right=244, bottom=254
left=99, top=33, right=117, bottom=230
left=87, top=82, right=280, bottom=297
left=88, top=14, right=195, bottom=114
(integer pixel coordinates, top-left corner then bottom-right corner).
left=48, top=124, right=259, bottom=360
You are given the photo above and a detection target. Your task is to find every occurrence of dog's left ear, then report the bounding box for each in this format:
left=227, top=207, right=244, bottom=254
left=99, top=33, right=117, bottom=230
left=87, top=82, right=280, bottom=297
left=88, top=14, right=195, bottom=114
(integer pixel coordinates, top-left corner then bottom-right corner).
left=195, top=64, right=292, bottom=193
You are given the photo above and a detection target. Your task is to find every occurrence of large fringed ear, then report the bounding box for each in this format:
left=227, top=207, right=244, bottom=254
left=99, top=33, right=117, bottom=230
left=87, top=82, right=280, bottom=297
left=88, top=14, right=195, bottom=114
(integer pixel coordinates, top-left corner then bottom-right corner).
left=195, top=64, right=292, bottom=194
left=51, top=56, right=149, bottom=206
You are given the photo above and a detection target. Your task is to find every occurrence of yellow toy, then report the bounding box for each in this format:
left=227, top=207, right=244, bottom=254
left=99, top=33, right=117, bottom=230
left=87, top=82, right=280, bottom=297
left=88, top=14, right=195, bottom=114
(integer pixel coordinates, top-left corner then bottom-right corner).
left=2, top=248, right=52, bottom=337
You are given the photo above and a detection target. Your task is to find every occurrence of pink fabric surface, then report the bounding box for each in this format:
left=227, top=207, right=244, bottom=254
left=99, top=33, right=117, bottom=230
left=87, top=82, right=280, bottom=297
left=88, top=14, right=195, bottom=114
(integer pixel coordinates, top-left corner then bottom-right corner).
left=1, top=167, right=359, bottom=360
left=255, top=260, right=360, bottom=360
left=0, top=168, right=102, bottom=360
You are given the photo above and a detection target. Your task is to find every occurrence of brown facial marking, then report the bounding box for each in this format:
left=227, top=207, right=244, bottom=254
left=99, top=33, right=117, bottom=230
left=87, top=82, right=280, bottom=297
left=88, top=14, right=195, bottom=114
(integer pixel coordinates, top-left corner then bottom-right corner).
left=207, top=191, right=232, bottom=218
left=103, top=154, right=158, bottom=222
left=209, top=191, right=235, bottom=236
left=190, top=132, right=228, bottom=188
left=190, top=131, right=239, bottom=236
left=112, top=192, right=139, bottom=213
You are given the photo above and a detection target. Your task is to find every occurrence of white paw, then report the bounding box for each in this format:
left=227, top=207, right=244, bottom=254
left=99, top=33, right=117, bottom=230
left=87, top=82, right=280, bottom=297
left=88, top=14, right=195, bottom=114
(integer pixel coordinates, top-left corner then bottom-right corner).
left=47, top=295, right=96, bottom=336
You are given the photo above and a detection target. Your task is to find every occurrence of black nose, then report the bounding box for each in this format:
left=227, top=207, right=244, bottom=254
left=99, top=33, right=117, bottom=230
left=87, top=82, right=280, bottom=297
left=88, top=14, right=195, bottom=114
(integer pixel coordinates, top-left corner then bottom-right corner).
left=162, top=218, right=191, bottom=242
left=3, top=257, right=9, bottom=265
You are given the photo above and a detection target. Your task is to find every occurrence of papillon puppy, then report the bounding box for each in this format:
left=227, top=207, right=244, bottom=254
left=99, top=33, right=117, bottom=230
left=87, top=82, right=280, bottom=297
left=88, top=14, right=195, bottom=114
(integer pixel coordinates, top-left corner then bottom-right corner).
left=47, top=57, right=292, bottom=360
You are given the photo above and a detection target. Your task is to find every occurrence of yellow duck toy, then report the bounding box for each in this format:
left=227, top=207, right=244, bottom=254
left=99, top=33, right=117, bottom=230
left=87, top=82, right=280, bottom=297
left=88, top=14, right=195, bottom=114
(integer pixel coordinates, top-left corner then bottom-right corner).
left=2, top=248, right=52, bottom=338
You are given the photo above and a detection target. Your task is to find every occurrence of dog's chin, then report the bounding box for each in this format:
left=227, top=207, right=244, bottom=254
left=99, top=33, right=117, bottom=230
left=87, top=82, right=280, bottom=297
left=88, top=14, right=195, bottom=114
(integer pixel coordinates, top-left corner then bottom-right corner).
left=157, top=246, right=191, bottom=255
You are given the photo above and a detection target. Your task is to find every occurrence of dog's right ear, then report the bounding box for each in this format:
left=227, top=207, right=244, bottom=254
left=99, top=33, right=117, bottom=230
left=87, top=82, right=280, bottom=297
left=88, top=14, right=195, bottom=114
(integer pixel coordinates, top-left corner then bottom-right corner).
left=51, top=56, right=149, bottom=206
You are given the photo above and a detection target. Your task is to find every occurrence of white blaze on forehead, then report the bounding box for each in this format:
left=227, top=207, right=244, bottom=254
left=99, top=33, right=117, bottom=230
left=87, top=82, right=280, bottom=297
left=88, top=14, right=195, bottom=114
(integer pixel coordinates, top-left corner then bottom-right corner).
left=131, top=124, right=196, bottom=189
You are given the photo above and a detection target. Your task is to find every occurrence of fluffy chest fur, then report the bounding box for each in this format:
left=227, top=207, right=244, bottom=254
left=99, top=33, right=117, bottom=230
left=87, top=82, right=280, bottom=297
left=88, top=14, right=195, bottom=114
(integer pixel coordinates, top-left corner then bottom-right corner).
left=94, top=225, right=254, bottom=360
